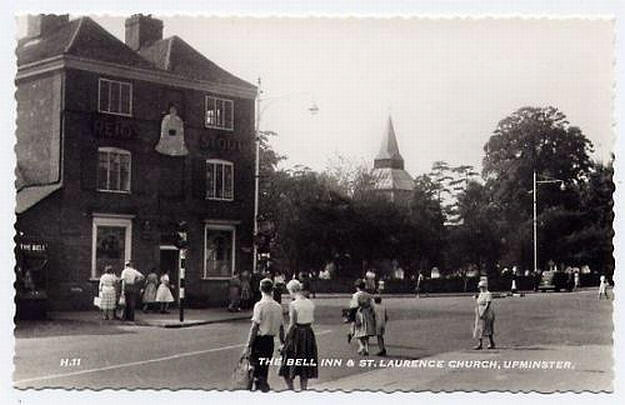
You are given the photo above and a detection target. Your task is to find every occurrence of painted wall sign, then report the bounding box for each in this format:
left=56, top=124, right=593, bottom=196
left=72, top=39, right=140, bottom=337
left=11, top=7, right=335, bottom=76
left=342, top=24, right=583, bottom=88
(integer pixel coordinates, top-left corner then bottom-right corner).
left=199, top=133, right=242, bottom=152
left=93, top=117, right=137, bottom=139
left=155, top=105, right=188, bottom=156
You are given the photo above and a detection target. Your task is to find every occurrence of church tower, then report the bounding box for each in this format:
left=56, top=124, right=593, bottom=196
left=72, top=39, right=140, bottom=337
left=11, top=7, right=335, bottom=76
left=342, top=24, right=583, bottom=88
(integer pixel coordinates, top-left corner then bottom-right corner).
left=372, top=116, right=414, bottom=203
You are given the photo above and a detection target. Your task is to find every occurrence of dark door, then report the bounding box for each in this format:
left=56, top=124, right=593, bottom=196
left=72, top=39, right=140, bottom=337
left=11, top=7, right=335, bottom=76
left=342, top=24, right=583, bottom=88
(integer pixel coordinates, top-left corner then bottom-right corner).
left=160, top=249, right=179, bottom=300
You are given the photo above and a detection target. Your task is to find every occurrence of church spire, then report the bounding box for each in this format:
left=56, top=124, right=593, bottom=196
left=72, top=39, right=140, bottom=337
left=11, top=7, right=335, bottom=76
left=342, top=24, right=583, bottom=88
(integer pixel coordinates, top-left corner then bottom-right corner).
left=374, top=115, right=404, bottom=170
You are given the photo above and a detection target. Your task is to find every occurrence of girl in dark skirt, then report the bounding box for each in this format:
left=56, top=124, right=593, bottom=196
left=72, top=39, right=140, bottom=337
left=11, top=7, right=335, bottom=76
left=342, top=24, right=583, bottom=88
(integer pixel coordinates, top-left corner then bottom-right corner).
left=279, top=279, right=318, bottom=390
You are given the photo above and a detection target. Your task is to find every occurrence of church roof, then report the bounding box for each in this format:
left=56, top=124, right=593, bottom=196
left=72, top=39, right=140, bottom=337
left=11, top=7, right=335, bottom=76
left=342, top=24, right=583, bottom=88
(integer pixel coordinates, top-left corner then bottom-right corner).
left=375, top=116, right=404, bottom=163
left=372, top=116, right=414, bottom=193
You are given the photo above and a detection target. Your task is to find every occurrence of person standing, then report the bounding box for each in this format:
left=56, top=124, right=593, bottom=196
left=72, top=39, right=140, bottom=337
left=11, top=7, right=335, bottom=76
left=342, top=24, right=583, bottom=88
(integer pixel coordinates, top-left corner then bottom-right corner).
left=142, top=269, right=159, bottom=313
left=598, top=274, right=609, bottom=299
left=250, top=268, right=264, bottom=305
left=243, top=278, right=285, bottom=392
left=351, top=279, right=376, bottom=356
left=273, top=271, right=286, bottom=304
left=240, top=271, right=252, bottom=309
left=373, top=295, right=388, bottom=356
left=365, top=268, right=376, bottom=294
left=279, top=279, right=319, bottom=391
left=120, top=260, right=144, bottom=322
left=156, top=271, right=175, bottom=313
left=228, top=273, right=242, bottom=312
left=416, top=272, right=424, bottom=297
left=98, top=265, right=118, bottom=320
left=473, top=280, right=496, bottom=350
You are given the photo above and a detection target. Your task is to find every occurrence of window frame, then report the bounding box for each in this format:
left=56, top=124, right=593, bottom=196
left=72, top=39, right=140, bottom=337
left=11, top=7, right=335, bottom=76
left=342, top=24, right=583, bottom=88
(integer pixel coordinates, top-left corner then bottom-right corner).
left=91, top=215, right=133, bottom=280
left=202, top=223, right=236, bottom=280
left=205, top=159, right=234, bottom=201
left=204, top=95, right=234, bottom=131
left=98, top=77, right=133, bottom=117
left=97, top=147, right=132, bottom=194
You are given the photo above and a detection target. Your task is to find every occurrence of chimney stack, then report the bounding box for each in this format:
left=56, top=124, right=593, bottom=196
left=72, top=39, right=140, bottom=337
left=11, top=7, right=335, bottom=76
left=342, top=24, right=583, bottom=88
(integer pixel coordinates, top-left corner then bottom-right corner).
left=26, top=14, right=69, bottom=39
left=125, top=14, right=163, bottom=51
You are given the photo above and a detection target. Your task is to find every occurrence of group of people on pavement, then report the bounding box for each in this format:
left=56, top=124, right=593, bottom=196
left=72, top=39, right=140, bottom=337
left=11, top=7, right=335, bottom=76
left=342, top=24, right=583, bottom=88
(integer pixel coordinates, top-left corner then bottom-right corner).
left=97, top=260, right=175, bottom=321
left=243, top=277, right=319, bottom=392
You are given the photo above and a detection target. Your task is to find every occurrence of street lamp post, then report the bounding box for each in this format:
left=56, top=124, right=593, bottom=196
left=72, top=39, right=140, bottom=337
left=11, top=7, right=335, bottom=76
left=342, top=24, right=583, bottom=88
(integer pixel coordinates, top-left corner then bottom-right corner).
left=532, top=170, right=566, bottom=273
left=252, top=78, right=318, bottom=273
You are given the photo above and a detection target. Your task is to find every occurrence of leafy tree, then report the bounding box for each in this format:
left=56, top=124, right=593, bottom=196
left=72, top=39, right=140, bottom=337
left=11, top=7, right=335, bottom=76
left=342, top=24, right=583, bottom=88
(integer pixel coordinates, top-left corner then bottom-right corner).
left=482, top=106, right=594, bottom=270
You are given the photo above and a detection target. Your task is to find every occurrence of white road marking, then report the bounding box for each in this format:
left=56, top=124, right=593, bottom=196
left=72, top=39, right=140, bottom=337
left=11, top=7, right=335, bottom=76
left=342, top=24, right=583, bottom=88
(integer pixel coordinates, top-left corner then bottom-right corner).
left=14, top=329, right=333, bottom=385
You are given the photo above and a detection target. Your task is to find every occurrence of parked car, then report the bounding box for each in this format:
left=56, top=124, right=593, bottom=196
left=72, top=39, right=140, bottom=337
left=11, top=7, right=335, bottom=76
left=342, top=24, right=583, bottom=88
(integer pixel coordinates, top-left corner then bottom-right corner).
left=538, top=270, right=573, bottom=292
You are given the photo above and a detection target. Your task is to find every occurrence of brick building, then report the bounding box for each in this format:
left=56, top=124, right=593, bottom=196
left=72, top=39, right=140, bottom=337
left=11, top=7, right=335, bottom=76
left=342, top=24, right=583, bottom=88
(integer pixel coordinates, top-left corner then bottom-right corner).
left=15, top=15, right=257, bottom=310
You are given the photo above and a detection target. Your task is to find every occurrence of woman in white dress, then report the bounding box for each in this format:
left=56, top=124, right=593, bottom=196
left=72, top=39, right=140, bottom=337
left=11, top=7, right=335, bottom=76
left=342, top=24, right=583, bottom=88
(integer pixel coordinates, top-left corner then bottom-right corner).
left=156, top=271, right=175, bottom=313
left=98, top=265, right=118, bottom=320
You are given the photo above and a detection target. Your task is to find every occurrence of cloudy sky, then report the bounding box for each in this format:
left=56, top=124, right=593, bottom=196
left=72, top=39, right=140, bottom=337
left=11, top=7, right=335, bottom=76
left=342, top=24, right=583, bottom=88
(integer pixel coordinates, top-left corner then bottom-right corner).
left=19, top=16, right=615, bottom=176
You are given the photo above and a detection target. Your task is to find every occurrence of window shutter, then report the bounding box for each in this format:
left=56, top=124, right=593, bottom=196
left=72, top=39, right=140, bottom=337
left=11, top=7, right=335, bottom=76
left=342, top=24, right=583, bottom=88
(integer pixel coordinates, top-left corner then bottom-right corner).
left=81, top=144, right=98, bottom=190
left=192, top=158, right=206, bottom=199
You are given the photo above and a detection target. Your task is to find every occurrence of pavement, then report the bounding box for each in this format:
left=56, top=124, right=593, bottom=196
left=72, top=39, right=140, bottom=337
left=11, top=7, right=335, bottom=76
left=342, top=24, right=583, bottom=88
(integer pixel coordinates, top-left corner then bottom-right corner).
left=47, top=307, right=252, bottom=328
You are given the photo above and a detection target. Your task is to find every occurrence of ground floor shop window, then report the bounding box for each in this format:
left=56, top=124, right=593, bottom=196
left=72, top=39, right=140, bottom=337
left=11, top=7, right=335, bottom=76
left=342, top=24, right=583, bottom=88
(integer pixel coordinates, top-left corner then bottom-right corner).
left=203, top=224, right=235, bottom=279
left=92, top=216, right=133, bottom=279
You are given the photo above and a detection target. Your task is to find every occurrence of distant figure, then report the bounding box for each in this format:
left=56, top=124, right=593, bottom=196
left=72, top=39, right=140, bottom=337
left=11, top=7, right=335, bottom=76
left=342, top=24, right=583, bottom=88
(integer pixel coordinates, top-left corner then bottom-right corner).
left=250, top=268, right=264, bottom=305
left=365, top=269, right=376, bottom=294
left=318, top=267, right=331, bottom=280
left=598, top=275, right=609, bottom=300
left=240, top=271, right=252, bottom=309
left=574, top=270, right=580, bottom=290
left=416, top=272, right=425, bottom=297
left=228, top=273, right=242, bottom=312
left=142, top=269, right=159, bottom=312
left=273, top=270, right=286, bottom=304
left=473, top=280, right=496, bottom=350
left=377, top=278, right=386, bottom=295
left=373, top=295, right=388, bottom=356
left=156, top=271, right=175, bottom=313
left=98, top=265, right=118, bottom=320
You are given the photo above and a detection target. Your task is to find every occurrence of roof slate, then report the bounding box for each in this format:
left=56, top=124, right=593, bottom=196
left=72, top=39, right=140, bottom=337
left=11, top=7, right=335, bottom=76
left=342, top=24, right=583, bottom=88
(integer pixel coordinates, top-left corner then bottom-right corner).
left=17, top=17, right=255, bottom=91
left=138, top=36, right=255, bottom=89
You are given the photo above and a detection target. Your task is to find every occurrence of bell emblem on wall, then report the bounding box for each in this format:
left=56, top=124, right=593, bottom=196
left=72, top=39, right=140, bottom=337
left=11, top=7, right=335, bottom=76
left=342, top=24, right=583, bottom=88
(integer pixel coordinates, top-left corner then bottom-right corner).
left=155, top=104, right=189, bottom=156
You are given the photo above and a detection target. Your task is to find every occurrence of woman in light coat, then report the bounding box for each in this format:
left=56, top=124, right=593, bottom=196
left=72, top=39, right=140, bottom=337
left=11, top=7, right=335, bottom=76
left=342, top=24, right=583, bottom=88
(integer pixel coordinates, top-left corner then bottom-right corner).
left=473, top=280, right=495, bottom=350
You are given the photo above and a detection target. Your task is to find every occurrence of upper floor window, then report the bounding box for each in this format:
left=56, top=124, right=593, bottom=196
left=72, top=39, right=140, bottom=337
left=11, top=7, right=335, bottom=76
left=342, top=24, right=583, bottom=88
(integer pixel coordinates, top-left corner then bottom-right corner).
left=205, top=96, right=233, bottom=130
left=206, top=159, right=234, bottom=201
left=98, top=78, right=133, bottom=116
left=98, top=147, right=131, bottom=193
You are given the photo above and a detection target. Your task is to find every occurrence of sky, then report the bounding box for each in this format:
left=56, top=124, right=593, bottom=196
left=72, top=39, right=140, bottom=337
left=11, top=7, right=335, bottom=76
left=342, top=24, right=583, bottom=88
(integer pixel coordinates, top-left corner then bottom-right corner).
left=18, top=16, right=615, bottom=177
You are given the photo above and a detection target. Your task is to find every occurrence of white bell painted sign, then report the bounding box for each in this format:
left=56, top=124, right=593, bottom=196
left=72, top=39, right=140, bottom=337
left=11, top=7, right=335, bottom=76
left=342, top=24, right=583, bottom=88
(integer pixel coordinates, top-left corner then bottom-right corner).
left=155, top=105, right=189, bottom=156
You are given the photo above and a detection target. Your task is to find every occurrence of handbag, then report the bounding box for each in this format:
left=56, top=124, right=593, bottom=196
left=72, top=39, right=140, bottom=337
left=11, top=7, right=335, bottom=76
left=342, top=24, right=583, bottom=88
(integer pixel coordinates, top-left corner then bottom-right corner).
left=231, top=355, right=254, bottom=390
left=93, top=296, right=101, bottom=308
left=118, top=293, right=126, bottom=307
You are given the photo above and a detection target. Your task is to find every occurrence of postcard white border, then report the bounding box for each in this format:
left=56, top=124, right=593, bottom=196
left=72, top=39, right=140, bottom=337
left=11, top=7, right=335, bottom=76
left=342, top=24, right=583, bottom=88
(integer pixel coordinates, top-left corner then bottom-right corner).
left=1, top=1, right=623, bottom=405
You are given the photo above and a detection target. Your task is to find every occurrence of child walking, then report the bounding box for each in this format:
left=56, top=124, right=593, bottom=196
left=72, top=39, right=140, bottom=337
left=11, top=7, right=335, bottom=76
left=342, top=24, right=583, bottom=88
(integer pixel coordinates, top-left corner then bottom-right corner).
left=373, top=295, right=388, bottom=356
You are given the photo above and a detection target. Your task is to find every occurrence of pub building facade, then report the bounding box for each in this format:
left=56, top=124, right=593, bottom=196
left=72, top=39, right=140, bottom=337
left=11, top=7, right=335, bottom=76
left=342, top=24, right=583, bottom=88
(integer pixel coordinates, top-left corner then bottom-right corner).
left=15, top=14, right=257, bottom=310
